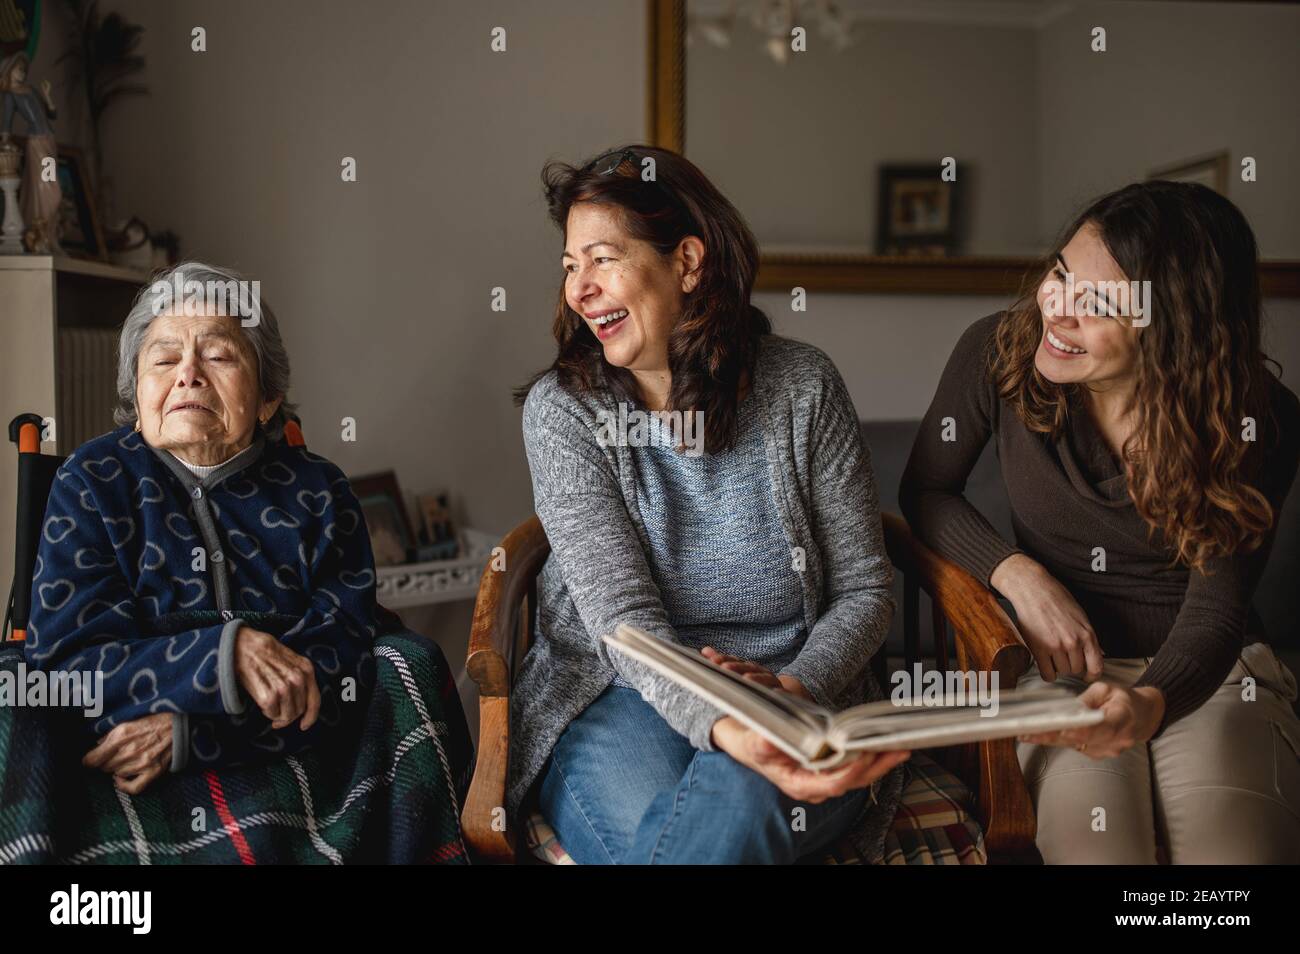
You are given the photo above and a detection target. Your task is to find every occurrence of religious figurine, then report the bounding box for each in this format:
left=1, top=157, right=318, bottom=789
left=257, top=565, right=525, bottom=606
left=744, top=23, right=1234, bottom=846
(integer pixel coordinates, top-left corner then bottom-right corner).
left=0, top=51, right=61, bottom=253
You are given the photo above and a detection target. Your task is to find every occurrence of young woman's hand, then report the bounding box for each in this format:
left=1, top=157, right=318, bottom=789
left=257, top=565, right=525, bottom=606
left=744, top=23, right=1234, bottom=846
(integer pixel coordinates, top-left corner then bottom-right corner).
left=710, top=716, right=910, bottom=804
left=83, top=713, right=174, bottom=794
left=1019, top=682, right=1166, bottom=758
left=233, top=626, right=321, bottom=730
left=991, top=554, right=1104, bottom=682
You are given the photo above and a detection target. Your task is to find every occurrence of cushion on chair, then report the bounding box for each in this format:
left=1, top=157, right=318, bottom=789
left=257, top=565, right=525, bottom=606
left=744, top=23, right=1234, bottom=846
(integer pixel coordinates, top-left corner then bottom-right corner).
left=522, top=751, right=985, bottom=865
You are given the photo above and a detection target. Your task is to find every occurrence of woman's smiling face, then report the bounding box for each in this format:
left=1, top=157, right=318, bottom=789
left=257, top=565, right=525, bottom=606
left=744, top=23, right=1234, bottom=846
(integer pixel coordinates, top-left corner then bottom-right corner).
left=1033, top=222, right=1140, bottom=388
left=562, top=201, right=701, bottom=375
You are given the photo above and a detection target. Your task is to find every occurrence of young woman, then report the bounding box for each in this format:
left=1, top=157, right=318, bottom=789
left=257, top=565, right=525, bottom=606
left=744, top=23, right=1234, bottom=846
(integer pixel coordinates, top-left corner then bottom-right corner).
left=901, top=181, right=1300, bottom=863
left=508, top=146, right=909, bottom=864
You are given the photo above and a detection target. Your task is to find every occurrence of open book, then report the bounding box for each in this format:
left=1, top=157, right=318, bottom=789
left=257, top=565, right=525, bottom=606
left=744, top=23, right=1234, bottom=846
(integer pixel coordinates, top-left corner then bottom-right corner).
left=603, top=624, right=1105, bottom=771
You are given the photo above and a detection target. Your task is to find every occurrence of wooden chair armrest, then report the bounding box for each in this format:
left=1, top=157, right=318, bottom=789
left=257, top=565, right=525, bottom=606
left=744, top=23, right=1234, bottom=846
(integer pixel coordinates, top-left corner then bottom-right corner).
left=881, top=512, right=1039, bottom=862
left=465, top=515, right=550, bottom=697
left=881, top=512, right=1030, bottom=680
left=461, top=514, right=551, bottom=863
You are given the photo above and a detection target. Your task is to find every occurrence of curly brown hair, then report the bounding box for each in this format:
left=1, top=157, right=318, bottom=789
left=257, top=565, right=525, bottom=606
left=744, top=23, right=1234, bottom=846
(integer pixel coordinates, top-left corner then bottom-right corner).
left=514, top=145, right=771, bottom=454
left=991, top=180, right=1284, bottom=573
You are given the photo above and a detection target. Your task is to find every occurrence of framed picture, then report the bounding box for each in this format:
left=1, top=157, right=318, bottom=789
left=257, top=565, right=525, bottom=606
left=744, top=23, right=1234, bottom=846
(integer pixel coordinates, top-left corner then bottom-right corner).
left=54, top=144, right=107, bottom=259
left=349, top=471, right=416, bottom=567
left=1148, top=151, right=1229, bottom=195
left=876, top=163, right=962, bottom=257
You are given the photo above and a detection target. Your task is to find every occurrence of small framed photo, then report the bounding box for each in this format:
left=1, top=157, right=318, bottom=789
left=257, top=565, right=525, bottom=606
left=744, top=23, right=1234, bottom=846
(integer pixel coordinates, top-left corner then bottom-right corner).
left=876, top=164, right=962, bottom=257
left=413, top=492, right=459, bottom=561
left=1148, top=151, right=1229, bottom=195
left=54, top=144, right=107, bottom=260
left=350, top=471, right=416, bottom=567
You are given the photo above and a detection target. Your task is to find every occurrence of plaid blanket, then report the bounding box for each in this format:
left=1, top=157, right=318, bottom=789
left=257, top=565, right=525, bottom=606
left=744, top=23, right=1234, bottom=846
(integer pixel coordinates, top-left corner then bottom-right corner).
left=0, top=629, right=473, bottom=864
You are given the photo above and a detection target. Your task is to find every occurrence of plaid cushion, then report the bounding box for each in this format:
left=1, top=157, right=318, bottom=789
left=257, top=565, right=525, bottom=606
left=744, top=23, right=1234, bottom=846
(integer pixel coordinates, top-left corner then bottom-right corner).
left=523, top=751, right=986, bottom=865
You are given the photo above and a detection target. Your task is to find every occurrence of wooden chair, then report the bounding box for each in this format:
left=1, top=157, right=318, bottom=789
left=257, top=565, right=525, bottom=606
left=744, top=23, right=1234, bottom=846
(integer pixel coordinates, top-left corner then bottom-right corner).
left=461, top=512, right=1039, bottom=864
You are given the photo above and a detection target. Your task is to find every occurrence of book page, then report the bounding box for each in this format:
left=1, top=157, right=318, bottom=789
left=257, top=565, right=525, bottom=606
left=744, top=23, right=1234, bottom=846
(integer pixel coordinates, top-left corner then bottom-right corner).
left=603, top=625, right=832, bottom=764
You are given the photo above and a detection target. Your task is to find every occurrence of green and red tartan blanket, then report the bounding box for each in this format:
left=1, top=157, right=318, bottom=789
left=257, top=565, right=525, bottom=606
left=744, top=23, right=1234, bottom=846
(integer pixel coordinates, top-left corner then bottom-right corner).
left=0, top=629, right=473, bottom=864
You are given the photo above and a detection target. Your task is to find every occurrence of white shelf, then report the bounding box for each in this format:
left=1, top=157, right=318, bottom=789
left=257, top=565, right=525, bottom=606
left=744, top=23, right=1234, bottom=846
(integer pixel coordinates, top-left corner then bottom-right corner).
left=0, top=254, right=151, bottom=284
left=375, top=528, right=500, bottom=608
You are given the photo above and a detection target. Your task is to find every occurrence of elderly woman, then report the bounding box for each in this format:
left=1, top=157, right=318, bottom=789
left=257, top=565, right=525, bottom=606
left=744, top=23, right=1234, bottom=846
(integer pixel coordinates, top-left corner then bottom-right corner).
left=508, top=146, right=909, bottom=864
left=17, top=263, right=470, bottom=865
left=25, top=262, right=376, bottom=793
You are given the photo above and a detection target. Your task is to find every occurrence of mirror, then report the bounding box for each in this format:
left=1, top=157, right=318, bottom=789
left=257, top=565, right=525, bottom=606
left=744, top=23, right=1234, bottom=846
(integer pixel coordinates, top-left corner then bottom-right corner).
left=651, top=0, right=1300, bottom=295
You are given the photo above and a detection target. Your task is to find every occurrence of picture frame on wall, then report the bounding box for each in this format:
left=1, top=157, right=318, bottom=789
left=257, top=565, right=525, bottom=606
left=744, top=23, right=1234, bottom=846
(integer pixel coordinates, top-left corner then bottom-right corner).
left=876, top=163, right=962, bottom=257
left=1148, top=151, right=1229, bottom=195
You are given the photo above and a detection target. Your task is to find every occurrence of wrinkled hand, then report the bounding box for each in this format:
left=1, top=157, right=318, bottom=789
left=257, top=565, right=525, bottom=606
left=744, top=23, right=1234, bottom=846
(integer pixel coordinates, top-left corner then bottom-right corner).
left=1019, top=682, right=1165, bottom=759
left=83, top=713, right=173, bottom=794
left=233, top=626, right=320, bottom=730
left=711, top=716, right=910, bottom=804
left=992, top=554, right=1104, bottom=682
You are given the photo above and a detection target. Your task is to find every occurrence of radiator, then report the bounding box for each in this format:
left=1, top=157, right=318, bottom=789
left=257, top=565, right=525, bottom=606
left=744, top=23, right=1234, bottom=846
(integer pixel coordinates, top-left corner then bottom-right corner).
left=57, top=327, right=120, bottom=452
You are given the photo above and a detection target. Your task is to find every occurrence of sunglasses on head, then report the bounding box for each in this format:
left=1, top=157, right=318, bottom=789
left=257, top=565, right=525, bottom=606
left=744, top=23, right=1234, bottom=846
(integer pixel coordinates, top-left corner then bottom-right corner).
left=584, top=148, right=642, bottom=176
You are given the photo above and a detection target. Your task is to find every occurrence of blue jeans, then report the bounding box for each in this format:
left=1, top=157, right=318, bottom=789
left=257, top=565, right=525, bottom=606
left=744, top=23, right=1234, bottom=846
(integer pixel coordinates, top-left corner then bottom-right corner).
left=538, top=685, right=870, bottom=864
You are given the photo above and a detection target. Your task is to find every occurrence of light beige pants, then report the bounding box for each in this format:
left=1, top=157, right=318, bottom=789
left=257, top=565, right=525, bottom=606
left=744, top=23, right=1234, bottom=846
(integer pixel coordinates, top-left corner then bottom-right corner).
left=1016, top=642, right=1300, bottom=864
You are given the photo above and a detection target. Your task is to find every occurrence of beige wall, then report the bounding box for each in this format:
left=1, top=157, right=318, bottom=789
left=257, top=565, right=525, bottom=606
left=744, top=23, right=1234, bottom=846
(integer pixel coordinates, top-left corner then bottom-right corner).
left=1036, top=1, right=1300, bottom=256
left=100, top=0, right=647, bottom=543
left=686, top=13, right=1042, bottom=254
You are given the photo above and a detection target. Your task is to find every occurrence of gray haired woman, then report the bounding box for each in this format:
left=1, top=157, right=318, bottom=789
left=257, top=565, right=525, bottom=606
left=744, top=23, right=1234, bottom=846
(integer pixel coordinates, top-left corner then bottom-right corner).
left=28, top=261, right=377, bottom=792
left=7, top=261, right=473, bottom=864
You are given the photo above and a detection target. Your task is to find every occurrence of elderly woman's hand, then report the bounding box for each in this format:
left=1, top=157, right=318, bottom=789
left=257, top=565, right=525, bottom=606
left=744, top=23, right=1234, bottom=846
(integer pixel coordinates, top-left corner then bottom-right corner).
left=83, top=713, right=174, bottom=794
left=233, top=626, right=321, bottom=730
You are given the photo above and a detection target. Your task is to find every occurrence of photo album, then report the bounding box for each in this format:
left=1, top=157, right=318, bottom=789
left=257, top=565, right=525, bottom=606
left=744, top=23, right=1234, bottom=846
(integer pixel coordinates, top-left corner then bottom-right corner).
left=603, top=624, right=1104, bottom=769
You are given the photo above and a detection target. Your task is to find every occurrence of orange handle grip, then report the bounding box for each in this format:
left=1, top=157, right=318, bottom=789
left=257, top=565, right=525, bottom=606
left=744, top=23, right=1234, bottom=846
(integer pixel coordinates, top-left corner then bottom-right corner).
left=17, top=421, right=40, bottom=454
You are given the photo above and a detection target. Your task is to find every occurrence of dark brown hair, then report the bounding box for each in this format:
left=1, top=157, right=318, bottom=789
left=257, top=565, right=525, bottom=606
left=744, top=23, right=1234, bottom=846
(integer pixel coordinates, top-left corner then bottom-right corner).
left=514, top=144, right=771, bottom=453
left=991, top=180, right=1283, bottom=572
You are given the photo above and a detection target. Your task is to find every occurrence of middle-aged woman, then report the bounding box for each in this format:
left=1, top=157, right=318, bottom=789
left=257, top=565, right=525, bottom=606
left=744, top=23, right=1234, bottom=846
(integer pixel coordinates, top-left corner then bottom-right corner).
left=508, top=145, right=910, bottom=865
left=21, top=264, right=473, bottom=866
left=901, top=181, right=1300, bottom=863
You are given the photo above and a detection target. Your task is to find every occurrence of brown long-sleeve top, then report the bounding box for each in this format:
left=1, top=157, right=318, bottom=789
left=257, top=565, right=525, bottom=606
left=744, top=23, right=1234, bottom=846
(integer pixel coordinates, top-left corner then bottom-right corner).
left=900, top=312, right=1300, bottom=735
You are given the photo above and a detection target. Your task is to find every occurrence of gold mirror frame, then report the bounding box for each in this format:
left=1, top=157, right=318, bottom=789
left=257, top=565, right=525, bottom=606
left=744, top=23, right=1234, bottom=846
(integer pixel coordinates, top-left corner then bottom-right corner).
left=645, top=0, right=1299, bottom=297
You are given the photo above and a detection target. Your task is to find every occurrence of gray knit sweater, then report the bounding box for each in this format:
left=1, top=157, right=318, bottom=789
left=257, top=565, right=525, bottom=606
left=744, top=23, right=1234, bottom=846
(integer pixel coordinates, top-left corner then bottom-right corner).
left=510, top=334, right=905, bottom=862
